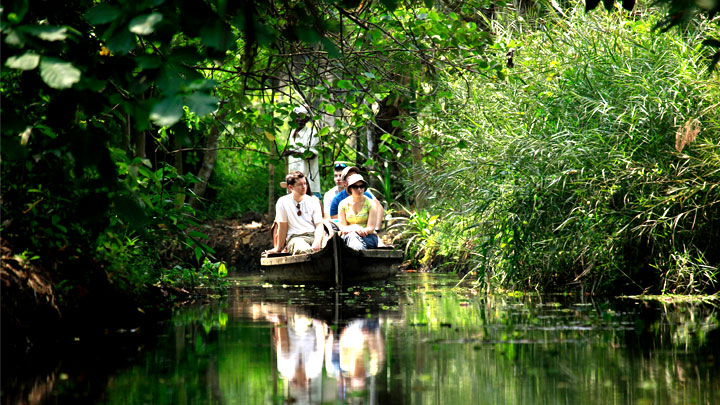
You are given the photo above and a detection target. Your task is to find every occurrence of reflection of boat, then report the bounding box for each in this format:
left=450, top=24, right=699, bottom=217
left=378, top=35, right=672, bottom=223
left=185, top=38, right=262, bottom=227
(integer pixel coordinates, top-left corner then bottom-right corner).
left=261, top=233, right=402, bottom=284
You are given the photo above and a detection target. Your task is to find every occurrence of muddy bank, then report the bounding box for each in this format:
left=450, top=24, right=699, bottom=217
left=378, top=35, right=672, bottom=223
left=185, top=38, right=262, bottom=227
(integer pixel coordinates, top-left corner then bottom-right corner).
left=198, top=213, right=273, bottom=273
left=1, top=239, right=182, bottom=360
left=1, top=215, right=269, bottom=357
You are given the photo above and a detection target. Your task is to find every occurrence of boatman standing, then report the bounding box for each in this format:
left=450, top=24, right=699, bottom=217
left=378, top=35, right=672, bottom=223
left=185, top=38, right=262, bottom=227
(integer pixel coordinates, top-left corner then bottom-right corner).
left=266, top=171, right=324, bottom=255
left=285, top=106, right=321, bottom=199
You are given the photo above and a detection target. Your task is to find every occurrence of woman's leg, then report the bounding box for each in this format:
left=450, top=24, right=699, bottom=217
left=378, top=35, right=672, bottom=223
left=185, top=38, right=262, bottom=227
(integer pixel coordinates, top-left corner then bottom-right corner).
left=341, top=232, right=366, bottom=251
left=362, top=234, right=379, bottom=249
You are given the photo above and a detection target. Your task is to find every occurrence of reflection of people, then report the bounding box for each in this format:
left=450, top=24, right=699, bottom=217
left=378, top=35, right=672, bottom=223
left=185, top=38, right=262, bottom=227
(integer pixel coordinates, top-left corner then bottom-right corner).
left=274, top=314, right=328, bottom=388
left=338, top=174, right=379, bottom=250
left=325, top=319, right=385, bottom=394
left=323, top=162, right=348, bottom=219
left=266, top=171, right=323, bottom=255
left=285, top=106, right=321, bottom=199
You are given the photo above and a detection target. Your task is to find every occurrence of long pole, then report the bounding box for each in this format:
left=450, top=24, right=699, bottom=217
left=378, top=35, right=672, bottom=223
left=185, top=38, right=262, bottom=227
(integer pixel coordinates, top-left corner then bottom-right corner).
left=333, top=234, right=341, bottom=287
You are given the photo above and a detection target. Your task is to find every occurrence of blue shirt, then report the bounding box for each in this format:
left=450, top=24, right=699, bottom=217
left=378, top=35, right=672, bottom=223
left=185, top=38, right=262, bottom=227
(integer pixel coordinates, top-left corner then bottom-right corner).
left=329, top=189, right=374, bottom=217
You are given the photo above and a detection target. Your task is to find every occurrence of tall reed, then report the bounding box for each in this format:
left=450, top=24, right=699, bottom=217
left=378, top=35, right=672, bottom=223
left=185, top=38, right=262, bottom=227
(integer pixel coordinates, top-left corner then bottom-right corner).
left=405, top=3, right=720, bottom=294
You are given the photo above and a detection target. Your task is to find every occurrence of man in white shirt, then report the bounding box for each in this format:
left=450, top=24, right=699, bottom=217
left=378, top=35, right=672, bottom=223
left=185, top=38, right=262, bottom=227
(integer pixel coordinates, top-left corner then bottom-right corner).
left=267, top=171, right=324, bottom=255
left=323, top=162, right=348, bottom=219
left=285, top=106, right=321, bottom=198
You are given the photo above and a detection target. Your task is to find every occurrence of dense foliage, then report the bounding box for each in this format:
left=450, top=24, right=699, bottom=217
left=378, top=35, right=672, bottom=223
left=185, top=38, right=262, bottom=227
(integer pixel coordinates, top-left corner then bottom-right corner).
left=400, top=4, right=720, bottom=294
left=1, top=0, right=718, bottom=300
left=1, top=0, right=495, bottom=294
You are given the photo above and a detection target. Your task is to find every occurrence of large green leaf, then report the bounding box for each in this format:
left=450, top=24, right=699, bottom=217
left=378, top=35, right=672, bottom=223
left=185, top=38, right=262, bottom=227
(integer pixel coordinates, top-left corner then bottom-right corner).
left=150, top=96, right=183, bottom=127
left=39, top=57, right=81, bottom=89
left=4, top=0, right=29, bottom=24
left=184, top=93, right=218, bottom=117
left=21, top=25, right=68, bottom=41
left=6, top=52, right=40, bottom=70
left=129, top=13, right=163, bottom=35
left=84, top=4, right=121, bottom=25
left=107, top=27, right=136, bottom=54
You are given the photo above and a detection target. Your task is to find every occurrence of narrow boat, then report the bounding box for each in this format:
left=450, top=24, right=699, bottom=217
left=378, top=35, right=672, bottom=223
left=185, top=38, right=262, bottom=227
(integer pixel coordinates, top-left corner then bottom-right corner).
left=261, top=233, right=403, bottom=284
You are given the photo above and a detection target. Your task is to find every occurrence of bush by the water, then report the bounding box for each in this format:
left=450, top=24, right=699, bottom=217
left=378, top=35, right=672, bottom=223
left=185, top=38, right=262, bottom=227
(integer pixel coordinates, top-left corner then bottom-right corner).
left=401, top=5, right=720, bottom=294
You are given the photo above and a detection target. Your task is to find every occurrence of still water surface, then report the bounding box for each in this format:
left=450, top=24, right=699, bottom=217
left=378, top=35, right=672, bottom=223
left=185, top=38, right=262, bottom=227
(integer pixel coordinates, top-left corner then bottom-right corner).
left=8, top=273, right=720, bottom=404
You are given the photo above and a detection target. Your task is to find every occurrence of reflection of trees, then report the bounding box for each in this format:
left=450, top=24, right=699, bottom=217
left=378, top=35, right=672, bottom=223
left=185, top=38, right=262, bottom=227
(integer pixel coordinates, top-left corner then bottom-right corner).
left=384, top=279, right=720, bottom=404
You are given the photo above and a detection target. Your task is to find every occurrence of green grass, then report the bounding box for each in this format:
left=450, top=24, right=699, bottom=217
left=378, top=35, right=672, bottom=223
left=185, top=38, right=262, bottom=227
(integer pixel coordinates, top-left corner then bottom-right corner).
left=400, top=3, right=720, bottom=295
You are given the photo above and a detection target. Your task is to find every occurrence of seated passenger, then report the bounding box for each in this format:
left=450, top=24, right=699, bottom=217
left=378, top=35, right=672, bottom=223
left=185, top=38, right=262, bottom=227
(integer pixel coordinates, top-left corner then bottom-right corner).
left=323, top=162, right=348, bottom=219
left=338, top=174, right=378, bottom=251
left=329, top=166, right=384, bottom=231
left=266, top=171, right=324, bottom=255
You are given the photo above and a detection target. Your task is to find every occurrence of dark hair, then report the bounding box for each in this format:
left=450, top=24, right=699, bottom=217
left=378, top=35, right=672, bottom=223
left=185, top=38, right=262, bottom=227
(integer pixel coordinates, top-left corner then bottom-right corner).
left=285, top=171, right=305, bottom=186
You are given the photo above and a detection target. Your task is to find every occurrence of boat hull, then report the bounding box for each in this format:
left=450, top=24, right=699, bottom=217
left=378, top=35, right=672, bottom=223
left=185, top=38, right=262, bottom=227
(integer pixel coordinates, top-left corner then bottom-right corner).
left=260, top=234, right=402, bottom=284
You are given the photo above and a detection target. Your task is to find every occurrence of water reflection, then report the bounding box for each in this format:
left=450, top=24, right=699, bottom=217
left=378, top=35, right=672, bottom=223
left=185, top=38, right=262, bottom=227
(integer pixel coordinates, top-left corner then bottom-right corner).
left=3, top=274, right=720, bottom=404
left=247, top=292, right=389, bottom=404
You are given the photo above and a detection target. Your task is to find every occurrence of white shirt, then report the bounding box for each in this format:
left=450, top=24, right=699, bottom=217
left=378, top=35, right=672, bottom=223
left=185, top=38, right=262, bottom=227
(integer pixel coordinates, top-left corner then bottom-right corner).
left=276, top=317, right=326, bottom=381
left=287, top=125, right=321, bottom=195
left=323, top=186, right=340, bottom=216
left=275, top=194, right=322, bottom=240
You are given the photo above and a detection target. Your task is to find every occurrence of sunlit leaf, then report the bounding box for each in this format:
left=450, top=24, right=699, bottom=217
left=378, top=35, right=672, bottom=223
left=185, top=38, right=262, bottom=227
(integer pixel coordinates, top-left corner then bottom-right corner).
left=22, top=25, right=68, bottom=41
left=129, top=13, right=163, bottom=35
left=150, top=96, right=183, bottom=127
left=184, top=92, right=218, bottom=117
left=39, top=57, right=81, bottom=89
left=6, top=52, right=40, bottom=70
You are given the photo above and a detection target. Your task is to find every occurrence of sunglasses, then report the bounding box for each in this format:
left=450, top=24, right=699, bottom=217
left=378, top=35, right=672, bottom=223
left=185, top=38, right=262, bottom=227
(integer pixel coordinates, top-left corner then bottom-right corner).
left=348, top=184, right=366, bottom=190
left=296, top=203, right=302, bottom=216
left=335, top=163, right=347, bottom=170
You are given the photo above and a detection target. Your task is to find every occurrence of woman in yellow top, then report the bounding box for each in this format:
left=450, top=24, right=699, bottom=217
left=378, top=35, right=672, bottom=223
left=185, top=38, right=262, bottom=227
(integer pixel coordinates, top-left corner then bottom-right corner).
left=338, top=174, right=379, bottom=250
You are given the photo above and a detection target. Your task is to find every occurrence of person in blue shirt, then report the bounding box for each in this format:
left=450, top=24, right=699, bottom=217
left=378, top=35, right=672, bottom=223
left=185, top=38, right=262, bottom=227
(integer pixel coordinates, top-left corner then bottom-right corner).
left=328, top=166, right=384, bottom=231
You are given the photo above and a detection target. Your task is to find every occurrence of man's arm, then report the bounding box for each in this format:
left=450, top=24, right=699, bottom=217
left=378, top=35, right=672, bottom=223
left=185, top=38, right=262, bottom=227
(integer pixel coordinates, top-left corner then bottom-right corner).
left=311, top=202, right=324, bottom=250
left=312, top=222, right=323, bottom=251
left=270, top=222, right=288, bottom=253
left=329, top=196, right=340, bottom=219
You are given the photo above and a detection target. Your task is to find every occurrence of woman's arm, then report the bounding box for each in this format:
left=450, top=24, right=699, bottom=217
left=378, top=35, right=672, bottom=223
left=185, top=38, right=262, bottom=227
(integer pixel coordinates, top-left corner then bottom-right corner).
left=361, top=202, right=377, bottom=237
left=338, top=203, right=349, bottom=234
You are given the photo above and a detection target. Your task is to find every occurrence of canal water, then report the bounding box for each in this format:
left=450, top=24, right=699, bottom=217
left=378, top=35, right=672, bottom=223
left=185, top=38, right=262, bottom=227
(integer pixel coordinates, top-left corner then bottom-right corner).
left=4, top=273, right=720, bottom=404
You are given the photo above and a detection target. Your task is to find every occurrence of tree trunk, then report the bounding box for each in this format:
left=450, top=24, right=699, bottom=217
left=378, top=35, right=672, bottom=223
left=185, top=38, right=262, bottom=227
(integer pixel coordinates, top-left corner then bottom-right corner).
left=190, top=111, right=227, bottom=209
left=134, top=130, right=146, bottom=159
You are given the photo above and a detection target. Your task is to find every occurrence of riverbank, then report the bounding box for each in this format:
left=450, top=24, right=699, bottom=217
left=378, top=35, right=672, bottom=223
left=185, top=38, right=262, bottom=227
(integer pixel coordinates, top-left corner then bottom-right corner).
left=1, top=216, right=272, bottom=357
left=1, top=239, right=187, bottom=359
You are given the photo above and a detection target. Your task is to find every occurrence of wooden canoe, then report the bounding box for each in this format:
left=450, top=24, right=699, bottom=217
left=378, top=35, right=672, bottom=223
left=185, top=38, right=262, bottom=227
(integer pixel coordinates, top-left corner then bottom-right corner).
left=261, top=233, right=403, bottom=284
